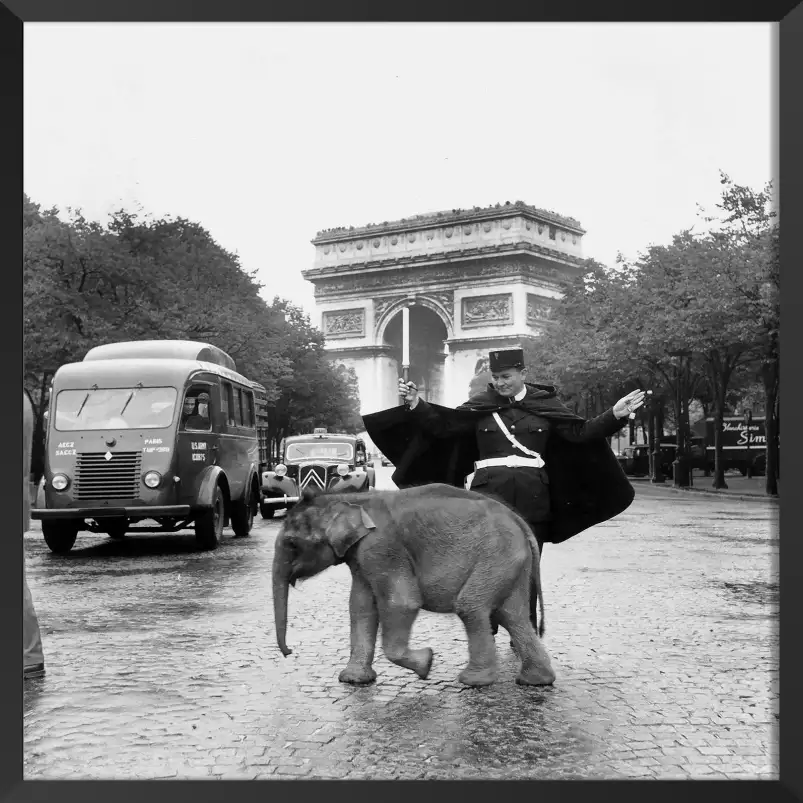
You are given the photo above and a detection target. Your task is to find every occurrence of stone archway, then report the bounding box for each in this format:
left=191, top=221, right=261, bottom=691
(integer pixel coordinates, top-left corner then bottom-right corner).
left=305, top=201, right=586, bottom=414
left=381, top=304, right=449, bottom=404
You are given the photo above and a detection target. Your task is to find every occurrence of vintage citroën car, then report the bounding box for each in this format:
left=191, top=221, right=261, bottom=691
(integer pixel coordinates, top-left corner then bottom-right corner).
left=259, top=428, right=375, bottom=517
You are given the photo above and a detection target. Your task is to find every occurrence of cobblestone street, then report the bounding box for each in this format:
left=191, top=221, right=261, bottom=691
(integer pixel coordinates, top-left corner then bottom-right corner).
left=23, top=472, right=779, bottom=780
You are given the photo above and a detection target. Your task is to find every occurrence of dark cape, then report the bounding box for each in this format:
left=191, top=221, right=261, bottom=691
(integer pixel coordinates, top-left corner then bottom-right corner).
left=362, top=383, right=635, bottom=544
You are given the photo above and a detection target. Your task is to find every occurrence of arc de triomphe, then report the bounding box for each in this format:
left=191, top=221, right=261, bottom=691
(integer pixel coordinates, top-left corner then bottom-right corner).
left=302, top=201, right=586, bottom=416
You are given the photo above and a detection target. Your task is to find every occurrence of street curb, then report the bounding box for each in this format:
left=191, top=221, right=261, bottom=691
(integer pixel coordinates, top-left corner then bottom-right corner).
left=631, top=480, right=779, bottom=503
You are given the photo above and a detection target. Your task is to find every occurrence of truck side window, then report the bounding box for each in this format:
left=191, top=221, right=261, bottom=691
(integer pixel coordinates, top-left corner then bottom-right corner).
left=242, top=391, right=254, bottom=429
left=220, top=381, right=230, bottom=424
left=182, top=387, right=212, bottom=432
left=232, top=387, right=243, bottom=427
left=225, top=383, right=237, bottom=426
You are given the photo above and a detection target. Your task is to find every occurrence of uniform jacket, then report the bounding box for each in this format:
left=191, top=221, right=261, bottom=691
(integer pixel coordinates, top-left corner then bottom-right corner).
left=362, top=383, right=635, bottom=544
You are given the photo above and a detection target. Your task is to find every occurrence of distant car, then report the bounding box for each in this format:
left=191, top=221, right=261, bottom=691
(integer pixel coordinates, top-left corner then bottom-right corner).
left=617, top=439, right=707, bottom=479
left=260, top=429, right=375, bottom=518
left=617, top=445, right=651, bottom=477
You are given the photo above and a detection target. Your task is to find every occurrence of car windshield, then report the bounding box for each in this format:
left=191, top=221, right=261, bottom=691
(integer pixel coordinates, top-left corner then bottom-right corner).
left=285, top=442, right=354, bottom=462
left=55, top=387, right=178, bottom=431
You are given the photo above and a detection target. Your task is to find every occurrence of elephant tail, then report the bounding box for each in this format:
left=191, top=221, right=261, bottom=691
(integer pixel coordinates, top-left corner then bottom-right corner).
left=527, top=532, right=545, bottom=639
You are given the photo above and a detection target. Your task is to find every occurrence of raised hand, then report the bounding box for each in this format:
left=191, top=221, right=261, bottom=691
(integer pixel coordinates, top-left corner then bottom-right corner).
left=613, top=389, right=646, bottom=419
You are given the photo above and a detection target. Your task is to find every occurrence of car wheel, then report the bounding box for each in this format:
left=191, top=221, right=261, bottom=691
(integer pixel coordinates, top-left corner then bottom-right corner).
left=195, top=484, right=224, bottom=550
left=42, top=519, right=79, bottom=554
left=103, top=517, right=129, bottom=540
left=231, top=484, right=256, bottom=537
left=260, top=501, right=276, bottom=519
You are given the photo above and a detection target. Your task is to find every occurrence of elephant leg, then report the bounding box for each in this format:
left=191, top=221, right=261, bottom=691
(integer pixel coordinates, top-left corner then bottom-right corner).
left=377, top=579, right=433, bottom=680
left=496, top=579, right=555, bottom=686
left=456, top=609, right=499, bottom=686
left=339, top=571, right=379, bottom=685
left=455, top=575, right=501, bottom=687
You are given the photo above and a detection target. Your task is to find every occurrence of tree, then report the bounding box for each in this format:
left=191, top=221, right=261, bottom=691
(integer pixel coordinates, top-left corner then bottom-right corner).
left=701, top=173, right=779, bottom=494
left=263, top=299, right=362, bottom=458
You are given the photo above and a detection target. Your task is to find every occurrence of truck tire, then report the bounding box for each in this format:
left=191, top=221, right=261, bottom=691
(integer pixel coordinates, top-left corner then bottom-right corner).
left=260, top=501, right=276, bottom=519
left=231, top=484, right=256, bottom=537
left=42, top=520, right=79, bottom=554
left=194, top=484, right=224, bottom=550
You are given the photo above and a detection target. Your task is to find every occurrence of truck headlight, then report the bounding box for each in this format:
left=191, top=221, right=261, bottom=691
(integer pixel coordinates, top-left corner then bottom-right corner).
left=51, top=474, right=70, bottom=491
left=336, top=464, right=349, bottom=476
left=275, top=464, right=287, bottom=477
left=143, top=471, right=162, bottom=489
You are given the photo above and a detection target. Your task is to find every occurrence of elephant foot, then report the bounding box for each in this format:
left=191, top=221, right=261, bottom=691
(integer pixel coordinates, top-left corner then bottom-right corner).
left=338, top=665, right=377, bottom=685
left=409, top=648, right=434, bottom=680
left=515, top=664, right=556, bottom=686
left=458, top=666, right=498, bottom=687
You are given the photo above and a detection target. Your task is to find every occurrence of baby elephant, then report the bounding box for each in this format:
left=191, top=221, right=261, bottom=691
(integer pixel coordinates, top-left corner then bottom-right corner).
left=271, top=484, right=555, bottom=687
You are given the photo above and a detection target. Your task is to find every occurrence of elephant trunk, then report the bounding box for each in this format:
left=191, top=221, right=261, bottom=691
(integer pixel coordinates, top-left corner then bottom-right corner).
left=272, top=551, right=293, bottom=657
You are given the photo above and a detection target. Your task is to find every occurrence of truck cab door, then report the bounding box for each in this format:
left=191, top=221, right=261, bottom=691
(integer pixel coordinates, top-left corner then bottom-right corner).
left=176, top=384, right=220, bottom=503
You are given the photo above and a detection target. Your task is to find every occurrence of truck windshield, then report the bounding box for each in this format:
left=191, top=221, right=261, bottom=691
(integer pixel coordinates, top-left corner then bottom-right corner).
left=55, top=387, right=178, bottom=431
left=285, top=442, right=353, bottom=462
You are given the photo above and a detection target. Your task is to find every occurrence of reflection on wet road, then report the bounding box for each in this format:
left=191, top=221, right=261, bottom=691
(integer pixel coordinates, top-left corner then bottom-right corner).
left=24, top=476, right=778, bottom=780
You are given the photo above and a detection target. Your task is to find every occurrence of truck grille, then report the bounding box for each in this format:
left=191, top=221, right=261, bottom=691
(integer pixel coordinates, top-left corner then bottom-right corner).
left=299, top=464, right=328, bottom=490
left=75, top=451, right=142, bottom=501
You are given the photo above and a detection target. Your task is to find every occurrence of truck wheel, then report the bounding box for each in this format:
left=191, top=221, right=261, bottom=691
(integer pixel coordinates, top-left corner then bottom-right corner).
left=42, top=520, right=79, bottom=554
left=195, top=485, right=224, bottom=550
left=103, top=517, right=129, bottom=540
left=260, top=501, right=276, bottom=519
left=231, top=485, right=256, bottom=537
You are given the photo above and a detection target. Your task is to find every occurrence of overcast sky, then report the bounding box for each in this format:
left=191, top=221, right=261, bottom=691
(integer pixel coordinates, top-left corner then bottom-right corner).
left=24, top=23, right=774, bottom=318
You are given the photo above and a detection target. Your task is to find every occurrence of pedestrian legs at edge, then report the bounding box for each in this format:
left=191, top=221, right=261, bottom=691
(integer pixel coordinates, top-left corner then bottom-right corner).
left=23, top=557, right=45, bottom=679
left=23, top=392, right=45, bottom=680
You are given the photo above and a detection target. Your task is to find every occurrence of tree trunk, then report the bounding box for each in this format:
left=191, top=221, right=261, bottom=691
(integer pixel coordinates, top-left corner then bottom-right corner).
left=708, top=353, right=732, bottom=490
left=762, top=356, right=779, bottom=496
left=651, top=399, right=665, bottom=483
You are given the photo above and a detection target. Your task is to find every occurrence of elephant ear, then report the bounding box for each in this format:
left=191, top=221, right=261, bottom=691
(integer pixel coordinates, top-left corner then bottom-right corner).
left=325, top=503, right=376, bottom=559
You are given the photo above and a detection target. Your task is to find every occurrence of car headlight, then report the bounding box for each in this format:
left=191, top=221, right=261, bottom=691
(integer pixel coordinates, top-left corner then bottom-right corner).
left=143, top=471, right=162, bottom=489
left=51, top=473, right=70, bottom=491
left=275, top=464, right=287, bottom=477
left=336, top=464, right=349, bottom=476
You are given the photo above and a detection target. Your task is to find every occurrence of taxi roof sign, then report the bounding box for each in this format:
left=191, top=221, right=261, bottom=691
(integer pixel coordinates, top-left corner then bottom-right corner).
left=313, top=427, right=327, bottom=436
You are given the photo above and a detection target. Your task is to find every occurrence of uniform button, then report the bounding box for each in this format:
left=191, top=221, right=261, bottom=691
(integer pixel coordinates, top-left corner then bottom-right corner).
left=511, top=425, right=516, bottom=430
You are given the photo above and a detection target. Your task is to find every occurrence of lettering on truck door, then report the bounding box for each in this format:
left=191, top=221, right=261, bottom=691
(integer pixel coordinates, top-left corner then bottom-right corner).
left=176, top=383, right=220, bottom=503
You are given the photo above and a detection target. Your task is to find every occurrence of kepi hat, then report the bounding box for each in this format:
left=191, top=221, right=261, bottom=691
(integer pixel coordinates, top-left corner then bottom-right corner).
left=489, top=349, right=524, bottom=372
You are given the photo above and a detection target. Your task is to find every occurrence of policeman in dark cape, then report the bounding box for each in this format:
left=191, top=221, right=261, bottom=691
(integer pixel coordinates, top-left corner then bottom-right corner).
left=362, top=348, right=645, bottom=553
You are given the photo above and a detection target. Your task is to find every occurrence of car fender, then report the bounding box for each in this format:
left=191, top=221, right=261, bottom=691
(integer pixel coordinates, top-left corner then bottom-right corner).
left=329, top=472, right=370, bottom=494
left=262, top=473, right=299, bottom=497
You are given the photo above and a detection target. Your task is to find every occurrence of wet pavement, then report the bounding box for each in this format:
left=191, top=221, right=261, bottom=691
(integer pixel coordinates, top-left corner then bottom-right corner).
left=23, top=471, right=778, bottom=780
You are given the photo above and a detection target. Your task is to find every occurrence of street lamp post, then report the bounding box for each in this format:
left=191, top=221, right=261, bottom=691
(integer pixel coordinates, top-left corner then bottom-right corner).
left=744, top=408, right=753, bottom=479
left=669, top=349, right=692, bottom=488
